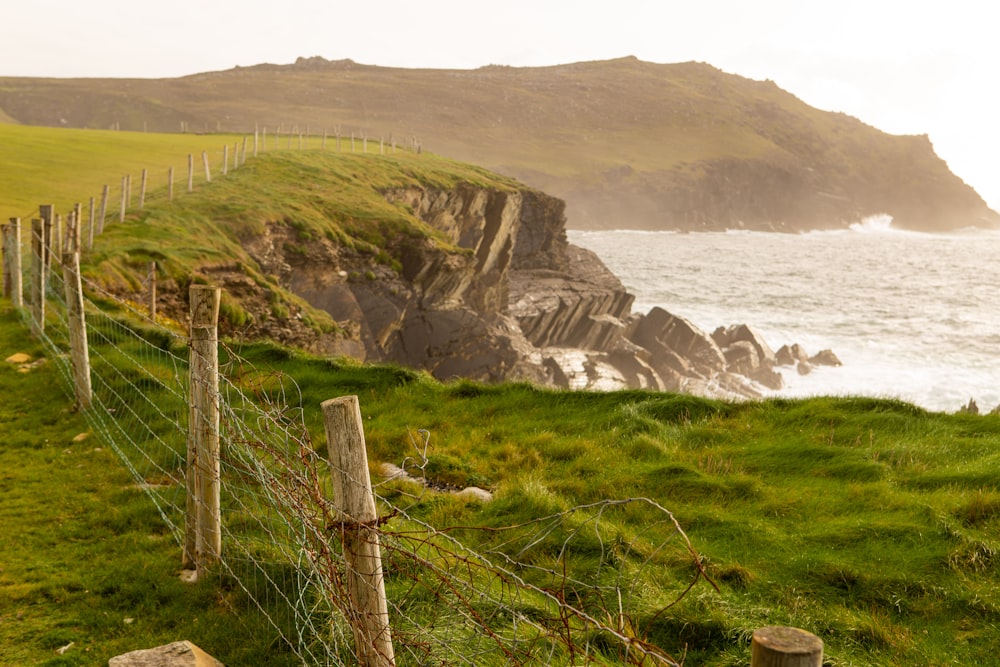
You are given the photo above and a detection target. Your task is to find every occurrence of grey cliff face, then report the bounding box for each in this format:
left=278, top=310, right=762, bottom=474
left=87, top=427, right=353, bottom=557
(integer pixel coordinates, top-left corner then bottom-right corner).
left=243, top=183, right=824, bottom=400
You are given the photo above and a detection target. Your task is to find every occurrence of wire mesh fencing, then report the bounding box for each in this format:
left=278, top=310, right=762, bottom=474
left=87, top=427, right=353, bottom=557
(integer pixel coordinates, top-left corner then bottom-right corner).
left=13, top=230, right=712, bottom=666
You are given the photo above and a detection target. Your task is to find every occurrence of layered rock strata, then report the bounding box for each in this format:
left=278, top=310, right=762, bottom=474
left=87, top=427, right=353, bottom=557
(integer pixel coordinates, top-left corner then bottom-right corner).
left=242, top=183, right=837, bottom=400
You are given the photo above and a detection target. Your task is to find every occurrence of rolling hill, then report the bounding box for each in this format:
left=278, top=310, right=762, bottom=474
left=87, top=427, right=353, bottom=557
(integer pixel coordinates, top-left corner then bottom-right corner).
left=1, top=56, right=994, bottom=232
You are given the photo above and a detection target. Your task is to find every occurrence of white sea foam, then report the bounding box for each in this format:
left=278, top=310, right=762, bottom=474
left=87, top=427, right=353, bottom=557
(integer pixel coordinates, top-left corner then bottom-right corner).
left=569, top=224, right=1000, bottom=413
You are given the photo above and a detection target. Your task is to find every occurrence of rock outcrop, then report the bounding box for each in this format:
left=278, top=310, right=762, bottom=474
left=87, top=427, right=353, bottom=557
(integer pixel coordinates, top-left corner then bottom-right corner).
left=239, top=182, right=833, bottom=401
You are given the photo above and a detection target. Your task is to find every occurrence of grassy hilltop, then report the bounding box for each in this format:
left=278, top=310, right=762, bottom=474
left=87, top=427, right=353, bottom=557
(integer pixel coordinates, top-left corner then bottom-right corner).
left=1, top=126, right=1000, bottom=665
left=1, top=57, right=996, bottom=232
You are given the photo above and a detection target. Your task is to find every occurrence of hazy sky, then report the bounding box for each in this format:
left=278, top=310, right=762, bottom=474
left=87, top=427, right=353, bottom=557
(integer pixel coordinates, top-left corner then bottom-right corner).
left=5, top=0, right=998, bottom=212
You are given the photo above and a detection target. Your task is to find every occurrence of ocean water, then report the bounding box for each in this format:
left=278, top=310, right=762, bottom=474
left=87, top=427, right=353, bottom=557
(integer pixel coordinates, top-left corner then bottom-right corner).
left=569, top=216, right=1000, bottom=413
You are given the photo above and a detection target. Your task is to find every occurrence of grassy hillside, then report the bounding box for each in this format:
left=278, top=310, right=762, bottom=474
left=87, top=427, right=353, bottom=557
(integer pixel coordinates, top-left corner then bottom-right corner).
left=2, top=124, right=999, bottom=665
left=3, top=297, right=1000, bottom=665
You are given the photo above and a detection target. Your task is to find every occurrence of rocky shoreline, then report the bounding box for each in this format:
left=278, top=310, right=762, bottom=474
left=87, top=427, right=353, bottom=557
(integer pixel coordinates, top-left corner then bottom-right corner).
left=235, top=182, right=841, bottom=401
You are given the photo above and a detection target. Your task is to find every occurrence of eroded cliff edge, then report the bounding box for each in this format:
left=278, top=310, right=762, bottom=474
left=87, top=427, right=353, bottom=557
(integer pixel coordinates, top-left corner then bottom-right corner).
left=233, top=182, right=827, bottom=399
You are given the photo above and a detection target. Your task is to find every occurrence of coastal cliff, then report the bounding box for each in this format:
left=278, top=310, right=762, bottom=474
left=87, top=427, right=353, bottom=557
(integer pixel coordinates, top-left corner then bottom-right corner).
left=225, top=166, right=825, bottom=397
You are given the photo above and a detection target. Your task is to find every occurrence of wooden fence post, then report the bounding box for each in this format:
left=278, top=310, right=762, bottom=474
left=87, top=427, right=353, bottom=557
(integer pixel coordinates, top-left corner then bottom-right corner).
left=39, top=205, right=53, bottom=276
left=185, top=285, right=221, bottom=572
left=222, top=145, right=228, bottom=176
left=98, top=185, right=109, bottom=235
left=322, top=396, right=395, bottom=667
left=139, top=169, right=148, bottom=209
left=119, top=176, right=127, bottom=223
left=241, top=136, right=248, bottom=166
left=61, top=214, right=91, bottom=409
left=188, top=154, right=194, bottom=192
left=254, top=125, right=259, bottom=157
left=148, top=261, right=157, bottom=320
left=751, top=627, right=823, bottom=667
left=3, top=218, right=22, bottom=307
left=202, top=151, right=211, bottom=183
left=2, top=222, right=10, bottom=299
left=168, top=166, right=175, bottom=201
left=30, top=219, right=45, bottom=337
left=87, top=197, right=96, bottom=250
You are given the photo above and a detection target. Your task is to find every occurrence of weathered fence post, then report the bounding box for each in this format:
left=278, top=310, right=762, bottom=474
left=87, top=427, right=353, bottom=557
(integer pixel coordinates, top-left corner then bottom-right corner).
left=322, top=395, right=396, bottom=667
left=119, top=176, right=128, bottom=223
left=139, top=168, right=148, bottom=209
left=750, top=626, right=823, bottom=667
left=148, top=261, right=157, bottom=320
left=98, top=185, right=109, bottom=235
left=3, top=218, right=22, bottom=307
left=39, top=205, right=53, bottom=276
left=241, top=136, right=248, bottom=166
left=188, top=154, right=194, bottom=192
left=254, top=124, right=259, bottom=157
left=87, top=197, right=96, bottom=249
left=61, top=212, right=91, bottom=409
left=202, top=151, right=212, bottom=183
left=222, top=144, right=229, bottom=176
left=29, top=219, right=45, bottom=336
left=168, top=166, right=175, bottom=201
left=1, top=223, right=8, bottom=299
left=185, top=285, right=222, bottom=572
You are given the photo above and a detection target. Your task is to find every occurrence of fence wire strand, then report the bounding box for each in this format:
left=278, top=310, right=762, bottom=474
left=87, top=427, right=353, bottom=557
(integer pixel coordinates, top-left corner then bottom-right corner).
left=15, top=237, right=710, bottom=666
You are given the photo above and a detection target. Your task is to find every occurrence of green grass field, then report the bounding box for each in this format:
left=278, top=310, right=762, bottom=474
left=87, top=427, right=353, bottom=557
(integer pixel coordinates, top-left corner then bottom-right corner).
left=2, top=123, right=999, bottom=665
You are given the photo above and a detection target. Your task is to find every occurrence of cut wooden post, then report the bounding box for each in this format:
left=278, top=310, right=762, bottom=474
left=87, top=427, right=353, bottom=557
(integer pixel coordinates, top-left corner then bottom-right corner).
left=87, top=196, right=95, bottom=250
left=148, top=261, right=157, bottom=320
left=53, top=213, right=62, bottom=262
left=168, top=166, right=175, bottom=201
left=61, top=225, right=91, bottom=410
left=126, top=174, right=132, bottom=209
left=188, top=154, right=194, bottom=192
left=72, top=203, right=82, bottom=251
left=29, top=219, right=45, bottom=337
left=751, top=626, right=823, bottom=667
left=3, top=218, right=22, bottom=307
left=322, top=396, right=395, bottom=667
left=241, top=136, right=248, bottom=166
left=98, top=185, right=109, bottom=235
left=139, top=168, right=148, bottom=209
left=38, top=205, right=53, bottom=276
left=119, top=176, right=127, bottom=223
left=1, top=223, right=10, bottom=300
left=186, top=285, right=221, bottom=571
left=222, top=144, right=228, bottom=176
left=202, top=151, right=211, bottom=183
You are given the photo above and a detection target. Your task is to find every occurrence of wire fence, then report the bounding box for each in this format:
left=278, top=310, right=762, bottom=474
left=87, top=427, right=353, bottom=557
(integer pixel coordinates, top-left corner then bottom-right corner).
left=5, top=175, right=713, bottom=667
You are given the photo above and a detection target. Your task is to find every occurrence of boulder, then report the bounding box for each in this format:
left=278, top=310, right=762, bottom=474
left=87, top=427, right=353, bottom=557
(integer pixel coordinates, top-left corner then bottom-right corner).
left=775, top=343, right=810, bottom=366
left=716, top=324, right=778, bottom=368
left=809, top=349, right=842, bottom=367
left=630, top=307, right=726, bottom=377
left=108, top=641, right=223, bottom=667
